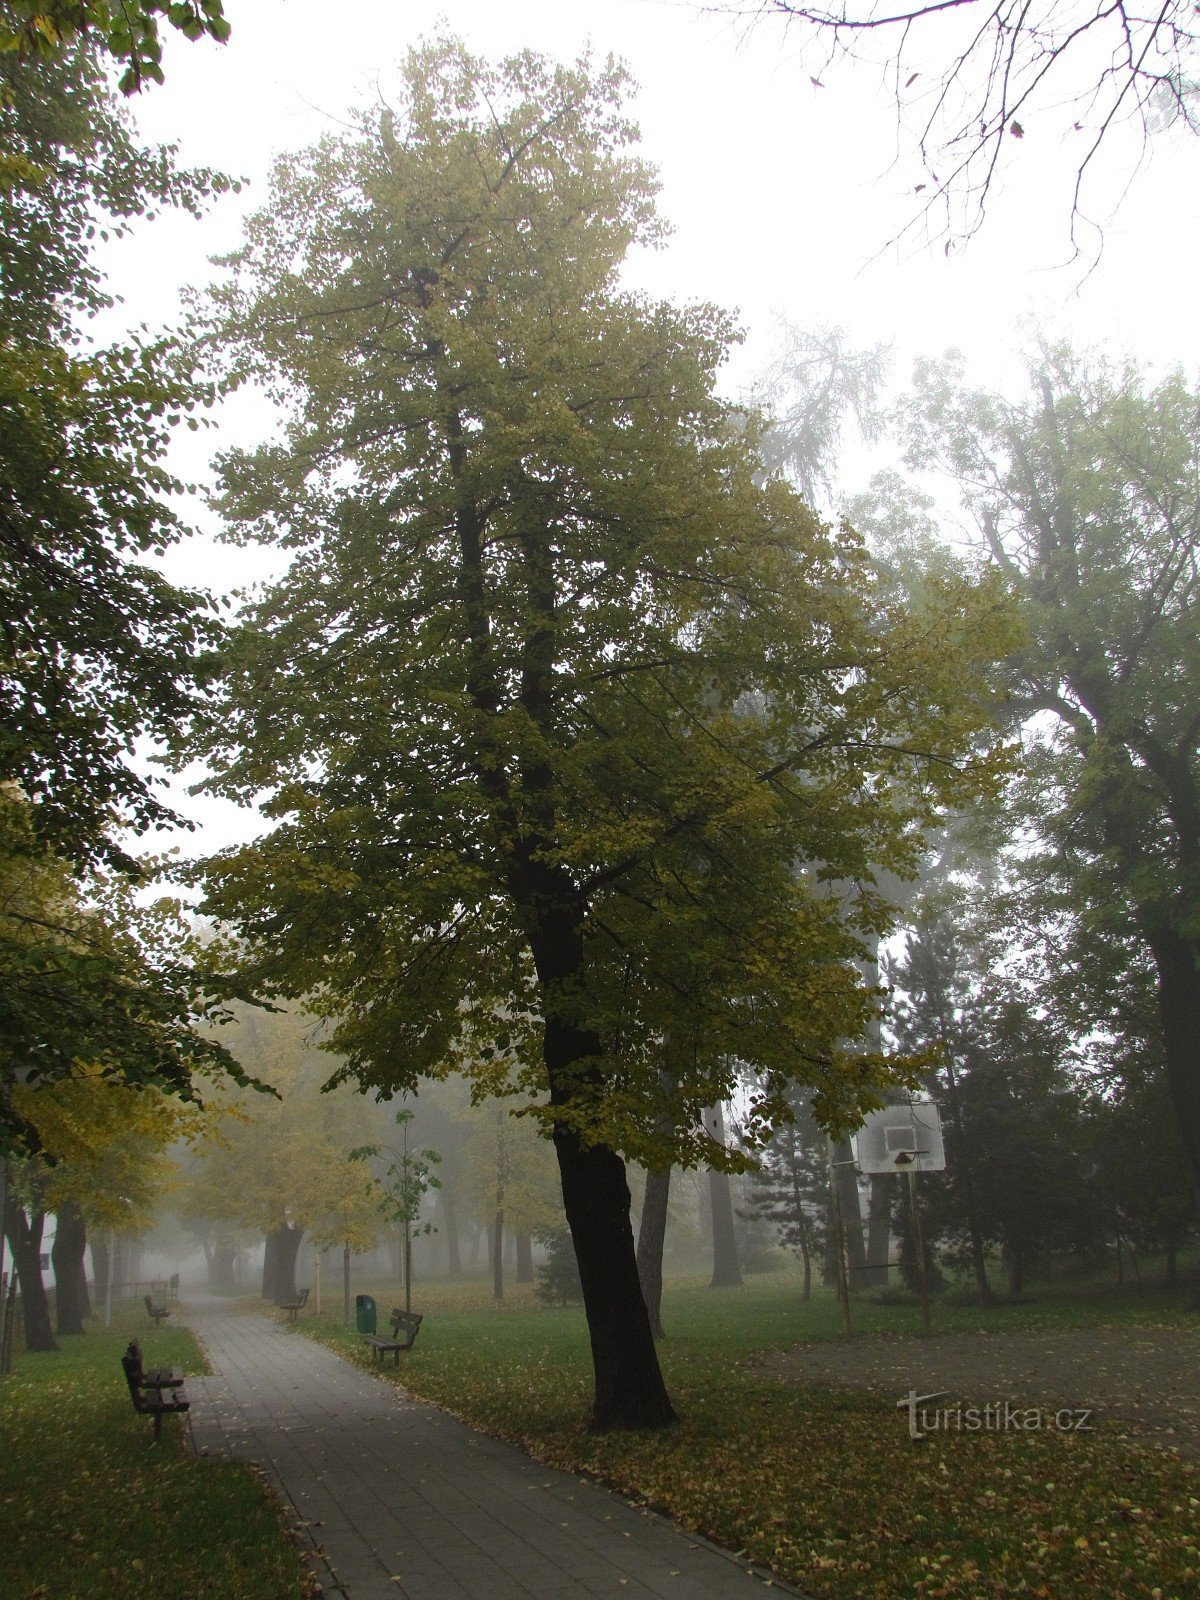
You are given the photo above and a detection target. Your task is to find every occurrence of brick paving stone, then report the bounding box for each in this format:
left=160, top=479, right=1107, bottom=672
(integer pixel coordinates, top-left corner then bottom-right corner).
left=183, top=1301, right=810, bottom=1600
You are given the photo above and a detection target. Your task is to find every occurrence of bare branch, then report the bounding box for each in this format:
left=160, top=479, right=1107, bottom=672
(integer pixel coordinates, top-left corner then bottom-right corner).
left=722, top=0, right=1200, bottom=258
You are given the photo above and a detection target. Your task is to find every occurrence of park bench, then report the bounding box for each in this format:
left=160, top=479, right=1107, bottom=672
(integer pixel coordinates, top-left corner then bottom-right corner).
left=121, top=1340, right=190, bottom=1443
left=279, top=1286, right=309, bottom=1323
left=360, top=1307, right=423, bottom=1366
left=144, top=1293, right=171, bottom=1328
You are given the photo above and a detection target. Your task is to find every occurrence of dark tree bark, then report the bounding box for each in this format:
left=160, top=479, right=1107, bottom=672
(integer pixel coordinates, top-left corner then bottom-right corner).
left=704, top=1104, right=743, bottom=1288
left=1005, top=1238, right=1024, bottom=1299
left=263, top=1221, right=303, bottom=1303
left=1150, top=926, right=1200, bottom=1222
left=636, top=1165, right=671, bottom=1338
left=51, top=1200, right=89, bottom=1335
left=533, top=914, right=676, bottom=1430
left=515, top=1230, right=534, bottom=1284
left=5, top=1205, right=56, bottom=1352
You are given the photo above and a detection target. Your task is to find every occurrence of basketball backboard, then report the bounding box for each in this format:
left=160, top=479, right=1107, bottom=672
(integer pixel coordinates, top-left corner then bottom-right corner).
left=852, top=1100, right=946, bottom=1174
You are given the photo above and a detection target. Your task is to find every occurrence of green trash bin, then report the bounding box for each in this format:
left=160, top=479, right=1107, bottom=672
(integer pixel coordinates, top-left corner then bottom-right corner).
left=355, top=1293, right=377, bottom=1335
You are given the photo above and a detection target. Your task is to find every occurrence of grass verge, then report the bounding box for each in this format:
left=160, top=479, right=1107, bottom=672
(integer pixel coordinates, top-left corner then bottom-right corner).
left=0, top=1310, right=315, bottom=1600
left=304, top=1272, right=1199, bottom=1600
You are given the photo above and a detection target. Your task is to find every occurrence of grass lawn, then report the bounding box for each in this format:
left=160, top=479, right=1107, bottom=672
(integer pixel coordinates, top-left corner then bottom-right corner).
left=303, top=1267, right=1200, bottom=1600
left=0, top=1309, right=315, bottom=1600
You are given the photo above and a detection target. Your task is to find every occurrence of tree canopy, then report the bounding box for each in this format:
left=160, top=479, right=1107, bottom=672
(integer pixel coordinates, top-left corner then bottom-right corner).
left=0, top=0, right=230, bottom=92
left=901, top=340, right=1200, bottom=1216
left=0, top=20, right=232, bottom=871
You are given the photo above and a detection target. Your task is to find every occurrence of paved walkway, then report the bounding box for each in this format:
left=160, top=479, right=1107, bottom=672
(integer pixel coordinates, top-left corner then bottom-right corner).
left=184, top=1302, right=804, bottom=1600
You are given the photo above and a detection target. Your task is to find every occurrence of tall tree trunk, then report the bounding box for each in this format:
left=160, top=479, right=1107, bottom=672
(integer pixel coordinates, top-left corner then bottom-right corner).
left=440, top=1181, right=463, bottom=1278
left=51, top=1200, right=89, bottom=1335
left=491, top=1209, right=504, bottom=1301
left=515, top=1230, right=534, bottom=1284
left=555, top=1121, right=676, bottom=1428
left=535, top=918, right=676, bottom=1429
left=263, top=1222, right=303, bottom=1303
left=864, top=1177, right=891, bottom=1288
left=5, top=1206, right=56, bottom=1352
left=1150, top=927, right=1200, bottom=1222
left=636, top=1165, right=671, bottom=1338
left=833, top=1137, right=869, bottom=1288
left=705, top=1103, right=744, bottom=1289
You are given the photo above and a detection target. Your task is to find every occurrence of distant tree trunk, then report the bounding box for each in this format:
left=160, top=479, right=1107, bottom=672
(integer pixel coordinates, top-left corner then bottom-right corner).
left=112, top=1234, right=131, bottom=1296
left=211, top=1238, right=237, bottom=1292
left=51, top=1201, right=89, bottom=1335
left=466, top=1219, right=484, bottom=1267
left=261, top=1228, right=279, bottom=1300
left=833, top=1138, right=869, bottom=1288
left=263, top=1222, right=303, bottom=1303
left=1148, top=927, right=1200, bottom=1227
left=491, top=1209, right=504, bottom=1301
left=636, top=1166, right=671, bottom=1337
left=5, top=1206, right=56, bottom=1352
left=789, top=1156, right=812, bottom=1301
left=1005, top=1239, right=1025, bottom=1299
left=942, top=1054, right=993, bottom=1306
left=705, top=1104, right=743, bottom=1289
left=441, top=1182, right=463, bottom=1278
left=515, top=1231, right=534, bottom=1283
left=864, top=1177, right=891, bottom=1289
left=90, top=1237, right=110, bottom=1304
left=343, top=1242, right=351, bottom=1324
left=1165, top=1236, right=1178, bottom=1289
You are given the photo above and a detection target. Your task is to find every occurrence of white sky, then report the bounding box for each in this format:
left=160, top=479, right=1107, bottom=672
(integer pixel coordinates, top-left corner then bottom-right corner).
left=107, top=0, right=1199, bottom=855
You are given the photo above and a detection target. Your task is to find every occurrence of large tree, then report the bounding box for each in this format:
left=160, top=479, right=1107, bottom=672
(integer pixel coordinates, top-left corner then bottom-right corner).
left=192, top=39, right=1014, bottom=1427
left=903, top=342, right=1200, bottom=1222
left=0, top=20, right=251, bottom=1153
